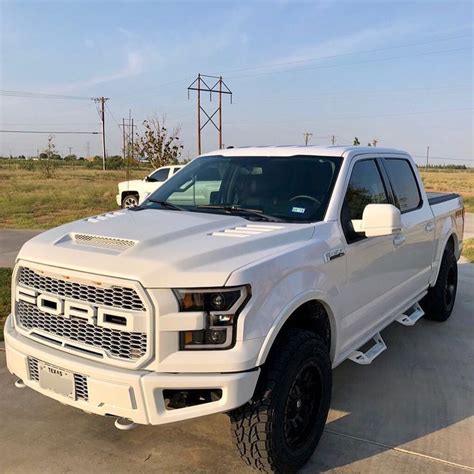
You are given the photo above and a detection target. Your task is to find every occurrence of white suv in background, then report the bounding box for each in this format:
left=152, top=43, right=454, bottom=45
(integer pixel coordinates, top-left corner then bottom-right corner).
left=116, top=165, right=184, bottom=208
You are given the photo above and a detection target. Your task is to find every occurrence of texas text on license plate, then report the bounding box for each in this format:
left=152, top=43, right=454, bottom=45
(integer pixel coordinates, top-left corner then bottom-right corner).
left=38, top=361, right=75, bottom=399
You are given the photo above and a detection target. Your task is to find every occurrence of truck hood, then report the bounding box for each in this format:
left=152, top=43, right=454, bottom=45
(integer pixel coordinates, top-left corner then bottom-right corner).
left=118, top=179, right=143, bottom=190
left=18, top=209, right=315, bottom=287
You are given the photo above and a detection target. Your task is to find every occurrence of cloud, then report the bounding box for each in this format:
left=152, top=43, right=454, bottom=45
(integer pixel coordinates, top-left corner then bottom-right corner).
left=258, top=22, right=418, bottom=73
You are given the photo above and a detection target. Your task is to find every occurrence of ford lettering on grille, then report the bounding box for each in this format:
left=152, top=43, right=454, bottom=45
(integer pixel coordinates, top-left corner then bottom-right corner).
left=15, top=266, right=149, bottom=362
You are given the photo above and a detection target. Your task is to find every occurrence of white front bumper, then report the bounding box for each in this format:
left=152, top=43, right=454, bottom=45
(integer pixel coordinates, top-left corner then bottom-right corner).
left=4, top=315, right=259, bottom=425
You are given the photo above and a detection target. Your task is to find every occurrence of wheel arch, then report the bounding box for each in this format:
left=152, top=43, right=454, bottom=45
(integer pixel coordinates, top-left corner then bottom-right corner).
left=430, top=230, right=459, bottom=287
left=255, top=294, right=337, bottom=367
left=120, top=190, right=140, bottom=204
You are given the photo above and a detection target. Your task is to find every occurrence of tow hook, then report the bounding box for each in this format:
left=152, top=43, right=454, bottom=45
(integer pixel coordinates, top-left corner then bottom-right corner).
left=114, top=417, right=138, bottom=431
left=14, top=379, right=26, bottom=388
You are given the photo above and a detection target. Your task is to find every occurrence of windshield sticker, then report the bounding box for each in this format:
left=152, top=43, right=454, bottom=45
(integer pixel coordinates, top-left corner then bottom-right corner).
left=292, top=207, right=306, bottom=214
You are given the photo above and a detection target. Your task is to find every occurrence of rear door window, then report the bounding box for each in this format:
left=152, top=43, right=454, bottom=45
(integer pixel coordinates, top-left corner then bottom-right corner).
left=384, top=159, right=421, bottom=212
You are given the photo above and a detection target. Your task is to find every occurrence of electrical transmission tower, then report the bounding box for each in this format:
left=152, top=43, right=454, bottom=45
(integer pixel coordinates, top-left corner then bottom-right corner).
left=187, top=74, right=232, bottom=154
left=119, top=110, right=137, bottom=181
left=303, top=132, right=313, bottom=146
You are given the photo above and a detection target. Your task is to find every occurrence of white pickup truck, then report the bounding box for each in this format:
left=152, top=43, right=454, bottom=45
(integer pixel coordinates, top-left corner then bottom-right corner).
left=116, top=164, right=184, bottom=208
left=5, top=146, right=464, bottom=472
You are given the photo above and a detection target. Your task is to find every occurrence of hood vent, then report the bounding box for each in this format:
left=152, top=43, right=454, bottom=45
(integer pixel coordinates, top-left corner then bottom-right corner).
left=72, top=233, right=136, bottom=251
left=211, top=224, right=284, bottom=238
left=86, top=211, right=125, bottom=224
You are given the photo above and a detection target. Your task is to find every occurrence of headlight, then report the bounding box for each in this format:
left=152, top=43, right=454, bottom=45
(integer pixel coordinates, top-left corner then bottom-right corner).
left=173, top=285, right=250, bottom=350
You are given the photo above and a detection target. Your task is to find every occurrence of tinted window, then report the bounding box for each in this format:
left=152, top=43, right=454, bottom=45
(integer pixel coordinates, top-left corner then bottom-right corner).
left=344, top=160, right=388, bottom=220
left=384, top=159, right=421, bottom=212
left=150, top=168, right=169, bottom=182
left=144, top=155, right=342, bottom=223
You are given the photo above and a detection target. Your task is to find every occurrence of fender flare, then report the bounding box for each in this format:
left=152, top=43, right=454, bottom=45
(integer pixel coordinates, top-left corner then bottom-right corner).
left=255, top=289, right=337, bottom=366
left=430, top=229, right=459, bottom=286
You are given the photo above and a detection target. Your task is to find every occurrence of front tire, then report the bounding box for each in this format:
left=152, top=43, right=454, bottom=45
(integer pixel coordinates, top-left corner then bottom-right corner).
left=121, top=193, right=139, bottom=209
left=421, top=247, right=458, bottom=322
left=230, top=329, right=332, bottom=473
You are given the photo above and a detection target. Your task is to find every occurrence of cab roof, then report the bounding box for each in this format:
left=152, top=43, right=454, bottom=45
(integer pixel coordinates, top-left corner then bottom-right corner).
left=200, top=145, right=409, bottom=158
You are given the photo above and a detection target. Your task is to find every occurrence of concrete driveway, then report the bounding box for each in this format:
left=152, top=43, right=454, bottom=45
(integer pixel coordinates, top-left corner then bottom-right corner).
left=0, top=229, right=41, bottom=267
left=0, top=262, right=472, bottom=473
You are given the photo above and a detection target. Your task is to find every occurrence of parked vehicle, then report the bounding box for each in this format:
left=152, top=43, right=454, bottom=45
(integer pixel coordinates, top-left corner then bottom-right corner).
left=5, top=146, right=464, bottom=472
left=116, top=164, right=184, bottom=208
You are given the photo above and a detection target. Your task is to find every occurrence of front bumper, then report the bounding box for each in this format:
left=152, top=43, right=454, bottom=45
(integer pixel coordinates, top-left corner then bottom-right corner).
left=4, top=315, right=260, bottom=425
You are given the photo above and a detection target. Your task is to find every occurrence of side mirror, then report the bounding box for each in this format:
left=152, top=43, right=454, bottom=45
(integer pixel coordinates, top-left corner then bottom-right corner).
left=361, top=204, right=402, bottom=237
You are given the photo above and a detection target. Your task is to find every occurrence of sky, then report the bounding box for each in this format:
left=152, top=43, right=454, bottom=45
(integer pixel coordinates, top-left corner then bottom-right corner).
left=0, top=0, right=473, bottom=166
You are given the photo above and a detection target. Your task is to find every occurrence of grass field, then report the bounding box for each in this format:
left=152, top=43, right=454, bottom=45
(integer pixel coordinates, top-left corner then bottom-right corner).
left=0, top=268, right=12, bottom=341
left=0, top=166, right=473, bottom=229
left=462, top=238, right=474, bottom=263
left=0, top=167, right=147, bottom=229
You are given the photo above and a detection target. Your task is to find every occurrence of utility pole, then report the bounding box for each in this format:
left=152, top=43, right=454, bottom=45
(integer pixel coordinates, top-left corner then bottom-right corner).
left=93, top=96, right=109, bottom=171
left=426, top=146, right=430, bottom=168
left=303, top=132, right=313, bottom=146
left=331, top=135, right=336, bottom=145
left=188, top=74, right=232, bottom=155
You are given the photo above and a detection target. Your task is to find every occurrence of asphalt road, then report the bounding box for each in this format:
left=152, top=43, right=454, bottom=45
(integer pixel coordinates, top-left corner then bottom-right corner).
left=0, top=262, right=473, bottom=473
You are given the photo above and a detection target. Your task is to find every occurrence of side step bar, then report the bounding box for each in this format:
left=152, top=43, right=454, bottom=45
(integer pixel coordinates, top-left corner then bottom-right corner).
left=348, top=332, right=387, bottom=365
left=396, top=302, right=425, bottom=326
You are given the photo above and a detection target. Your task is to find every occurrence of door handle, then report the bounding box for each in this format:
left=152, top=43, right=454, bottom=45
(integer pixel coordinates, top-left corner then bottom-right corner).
left=393, top=234, right=406, bottom=247
left=425, top=222, right=435, bottom=232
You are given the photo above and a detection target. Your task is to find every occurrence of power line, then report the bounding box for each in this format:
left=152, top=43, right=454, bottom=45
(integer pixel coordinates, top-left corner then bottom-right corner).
left=227, top=46, right=471, bottom=80
left=0, top=130, right=100, bottom=134
left=412, top=154, right=473, bottom=162
left=216, top=34, right=472, bottom=76
left=0, top=90, right=93, bottom=100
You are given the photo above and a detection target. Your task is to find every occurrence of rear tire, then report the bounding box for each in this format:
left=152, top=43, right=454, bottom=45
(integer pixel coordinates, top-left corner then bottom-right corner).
left=230, top=329, right=332, bottom=473
left=121, top=193, right=139, bottom=209
left=421, top=247, right=458, bottom=322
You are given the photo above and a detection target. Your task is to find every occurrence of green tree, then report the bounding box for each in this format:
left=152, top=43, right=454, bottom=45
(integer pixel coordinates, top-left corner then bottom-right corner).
left=134, top=115, right=183, bottom=168
left=38, top=135, right=58, bottom=178
left=353, top=137, right=360, bottom=146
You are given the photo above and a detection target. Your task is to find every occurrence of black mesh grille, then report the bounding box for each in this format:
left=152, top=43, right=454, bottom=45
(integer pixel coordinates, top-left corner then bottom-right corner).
left=19, top=267, right=145, bottom=311
left=18, top=301, right=147, bottom=360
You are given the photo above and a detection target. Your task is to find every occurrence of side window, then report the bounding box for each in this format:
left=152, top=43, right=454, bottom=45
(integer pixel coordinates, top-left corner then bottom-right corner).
left=173, top=167, right=181, bottom=175
left=341, top=159, right=388, bottom=243
left=384, top=159, right=421, bottom=213
left=150, top=168, right=169, bottom=182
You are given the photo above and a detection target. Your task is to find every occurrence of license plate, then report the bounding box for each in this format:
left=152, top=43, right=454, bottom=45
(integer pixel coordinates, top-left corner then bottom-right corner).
left=38, top=361, right=75, bottom=399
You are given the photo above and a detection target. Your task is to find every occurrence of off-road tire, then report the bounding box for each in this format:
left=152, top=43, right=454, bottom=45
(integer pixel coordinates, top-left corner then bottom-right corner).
left=121, top=193, right=139, bottom=209
left=421, top=247, right=458, bottom=322
left=230, top=329, right=332, bottom=473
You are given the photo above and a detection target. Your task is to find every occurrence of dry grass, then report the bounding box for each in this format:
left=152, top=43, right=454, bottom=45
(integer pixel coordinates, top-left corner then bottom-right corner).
left=0, top=167, right=147, bottom=229
left=0, top=268, right=12, bottom=340
left=462, top=238, right=474, bottom=263
left=420, top=170, right=474, bottom=212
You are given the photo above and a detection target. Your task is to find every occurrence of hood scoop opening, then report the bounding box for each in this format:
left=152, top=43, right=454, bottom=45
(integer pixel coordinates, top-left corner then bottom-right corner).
left=210, top=224, right=284, bottom=238
left=71, top=233, right=137, bottom=251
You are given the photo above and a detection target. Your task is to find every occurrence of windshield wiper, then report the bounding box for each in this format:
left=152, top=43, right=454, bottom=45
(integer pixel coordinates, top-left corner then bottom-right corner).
left=147, top=199, right=185, bottom=211
left=196, top=205, right=284, bottom=222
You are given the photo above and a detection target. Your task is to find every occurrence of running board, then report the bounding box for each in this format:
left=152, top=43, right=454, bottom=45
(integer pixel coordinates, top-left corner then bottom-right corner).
left=396, top=302, right=425, bottom=327
left=348, top=333, right=387, bottom=365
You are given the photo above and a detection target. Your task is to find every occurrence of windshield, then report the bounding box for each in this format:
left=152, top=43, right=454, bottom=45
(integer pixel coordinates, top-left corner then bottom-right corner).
left=141, top=155, right=342, bottom=223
